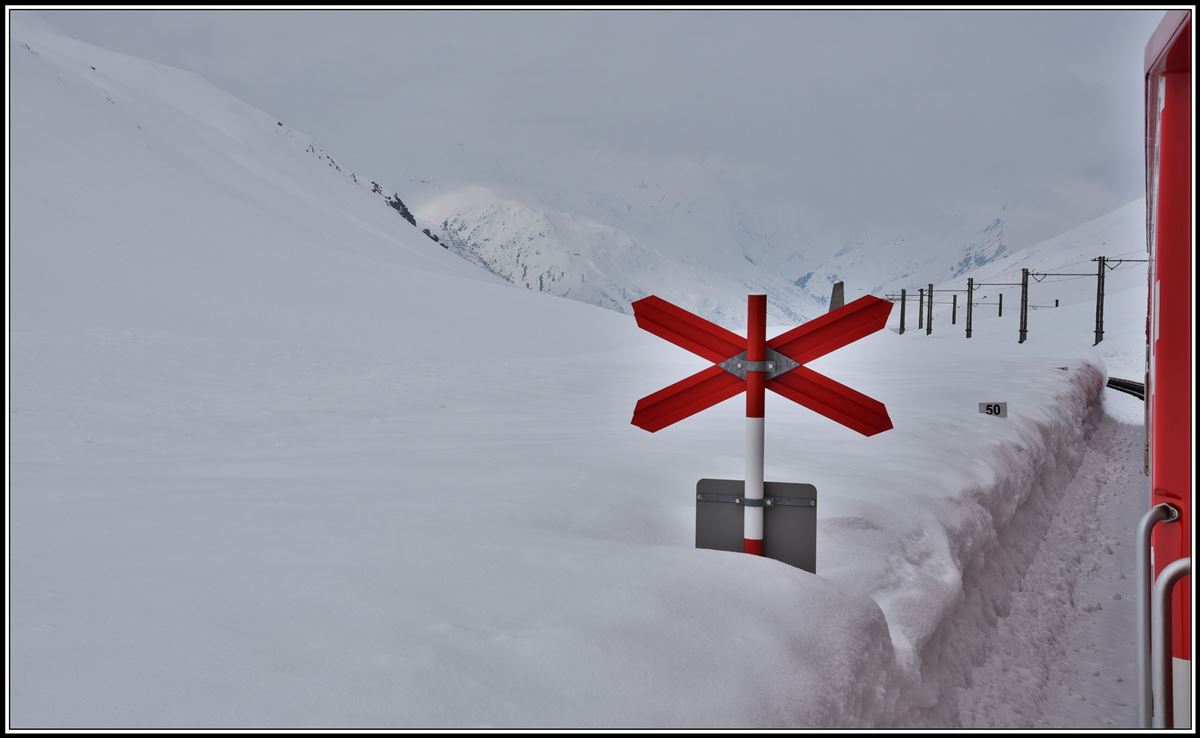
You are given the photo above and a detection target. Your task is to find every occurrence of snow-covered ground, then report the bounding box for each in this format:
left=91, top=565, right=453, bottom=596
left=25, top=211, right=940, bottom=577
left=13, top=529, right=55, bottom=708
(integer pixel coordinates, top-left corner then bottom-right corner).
left=9, top=14, right=1154, bottom=729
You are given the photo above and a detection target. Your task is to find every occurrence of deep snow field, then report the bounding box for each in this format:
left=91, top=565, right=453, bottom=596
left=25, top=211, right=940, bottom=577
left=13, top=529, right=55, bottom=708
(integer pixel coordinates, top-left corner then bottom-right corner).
left=8, top=14, right=1158, bottom=728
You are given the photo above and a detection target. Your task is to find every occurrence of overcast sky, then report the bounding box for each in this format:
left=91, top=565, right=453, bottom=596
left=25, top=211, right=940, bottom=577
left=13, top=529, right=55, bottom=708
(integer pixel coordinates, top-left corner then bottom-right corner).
left=37, top=8, right=1165, bottom=255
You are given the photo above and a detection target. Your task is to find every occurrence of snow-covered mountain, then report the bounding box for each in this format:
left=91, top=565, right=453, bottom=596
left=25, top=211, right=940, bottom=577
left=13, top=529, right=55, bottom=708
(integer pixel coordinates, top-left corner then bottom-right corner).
left=419, top=185, right=819, bottom=324
left=10, top=11, right=1012, bottom=329
left=418, top=183, right=1012, bottom=323
left=796, top=214, right=1009, bottom=299
left=422, top=186, right=676, bottom=314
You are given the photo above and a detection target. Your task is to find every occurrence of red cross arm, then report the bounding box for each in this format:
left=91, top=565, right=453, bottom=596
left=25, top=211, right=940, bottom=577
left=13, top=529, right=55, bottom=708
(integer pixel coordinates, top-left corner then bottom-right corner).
left=768, top=366, right=893, bottom=436
left=768, top=295, right=893, bottom=365
left=631, top=365, right=745, bottom=433
left=632, top=295, right=746, bottom=364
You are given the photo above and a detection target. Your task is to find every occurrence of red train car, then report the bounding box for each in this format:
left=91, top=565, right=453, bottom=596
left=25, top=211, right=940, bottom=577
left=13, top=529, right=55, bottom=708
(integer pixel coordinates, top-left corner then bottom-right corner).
left=1144, top=8, right=1192, bottom=730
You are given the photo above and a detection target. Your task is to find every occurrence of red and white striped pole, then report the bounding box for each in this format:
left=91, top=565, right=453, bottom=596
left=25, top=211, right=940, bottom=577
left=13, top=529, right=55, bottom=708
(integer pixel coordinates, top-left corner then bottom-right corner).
left=744, top=293, right=766, bottom=555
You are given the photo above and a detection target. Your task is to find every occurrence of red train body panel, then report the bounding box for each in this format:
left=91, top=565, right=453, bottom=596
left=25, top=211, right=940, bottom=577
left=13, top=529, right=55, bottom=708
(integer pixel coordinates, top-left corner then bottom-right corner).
left=1144, top=5, right=1191, bottom=687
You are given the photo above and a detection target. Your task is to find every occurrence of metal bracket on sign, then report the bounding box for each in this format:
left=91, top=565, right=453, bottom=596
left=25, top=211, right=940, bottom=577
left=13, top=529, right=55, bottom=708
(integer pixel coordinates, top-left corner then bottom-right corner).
left=718, top=348, right=801, bottom=380
left=764, top=497, right=817, bottom=508
left=697, top=493, right=742, bottom=504
left=698, top=494, right=814, bottom=508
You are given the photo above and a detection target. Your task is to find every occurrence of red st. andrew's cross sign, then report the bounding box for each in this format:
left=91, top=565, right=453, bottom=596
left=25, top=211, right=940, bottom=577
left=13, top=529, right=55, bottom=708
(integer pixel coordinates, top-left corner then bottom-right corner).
left=631, top=293, right=894, bottom=556
left=631, top=294, right=894, bottom=435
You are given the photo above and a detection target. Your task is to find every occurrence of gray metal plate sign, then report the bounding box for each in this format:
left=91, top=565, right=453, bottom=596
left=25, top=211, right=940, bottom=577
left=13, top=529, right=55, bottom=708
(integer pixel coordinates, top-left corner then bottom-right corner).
left=696, top=478, right=817, bottom=573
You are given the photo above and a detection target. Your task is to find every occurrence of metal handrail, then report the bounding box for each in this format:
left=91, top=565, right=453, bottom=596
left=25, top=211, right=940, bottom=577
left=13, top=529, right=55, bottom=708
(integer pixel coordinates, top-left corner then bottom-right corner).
left=1138, top=503, right=1179, bottom=727
left=1152, top=557, right=1191, bottom=729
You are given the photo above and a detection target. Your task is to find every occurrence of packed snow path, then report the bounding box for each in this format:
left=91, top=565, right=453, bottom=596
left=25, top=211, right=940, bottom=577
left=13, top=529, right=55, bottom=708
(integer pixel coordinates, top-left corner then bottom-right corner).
left=952, top=390, right=1147, bottom=728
